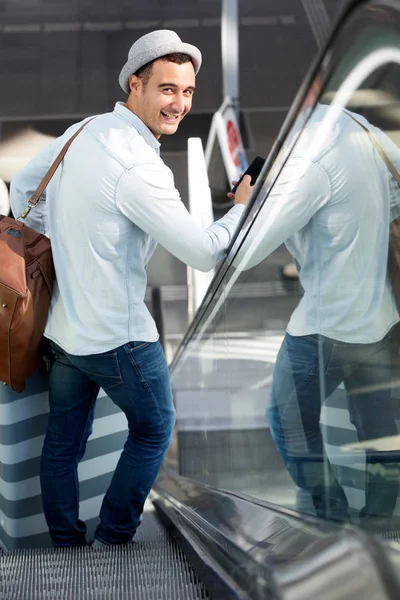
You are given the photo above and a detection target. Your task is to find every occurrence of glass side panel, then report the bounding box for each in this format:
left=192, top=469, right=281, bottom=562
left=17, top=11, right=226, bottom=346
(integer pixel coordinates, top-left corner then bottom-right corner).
left=168, top=0, right=400, bottom=536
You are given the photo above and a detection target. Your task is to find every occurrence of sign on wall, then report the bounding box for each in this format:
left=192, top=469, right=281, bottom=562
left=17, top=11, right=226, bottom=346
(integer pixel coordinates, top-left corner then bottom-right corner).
left=214, top=100, right=248, bottom=185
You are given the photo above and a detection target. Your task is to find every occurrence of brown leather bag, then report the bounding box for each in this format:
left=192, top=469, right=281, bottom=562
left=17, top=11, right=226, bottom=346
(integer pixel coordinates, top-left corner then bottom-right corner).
left=345, top=112, right=400, bottom=315
left=0, top=119, right=93, bottom=392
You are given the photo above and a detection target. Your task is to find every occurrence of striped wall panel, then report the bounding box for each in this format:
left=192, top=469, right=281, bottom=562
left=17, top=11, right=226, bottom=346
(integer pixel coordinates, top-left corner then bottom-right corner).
left=0, top=372, right=128, bottom=550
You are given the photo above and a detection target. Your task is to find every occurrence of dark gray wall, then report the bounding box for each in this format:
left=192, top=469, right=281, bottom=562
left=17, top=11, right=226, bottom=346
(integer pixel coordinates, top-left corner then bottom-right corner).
left=0, top=1, right=347, bottom=288
left=0, top=0, right=345, bottom=119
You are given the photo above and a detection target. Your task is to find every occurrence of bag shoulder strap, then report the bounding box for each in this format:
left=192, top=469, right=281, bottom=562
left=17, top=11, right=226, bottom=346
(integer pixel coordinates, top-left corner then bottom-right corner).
left=344, top=110, right=400, bottom=187
left=19, top=117, right=96, bottom=219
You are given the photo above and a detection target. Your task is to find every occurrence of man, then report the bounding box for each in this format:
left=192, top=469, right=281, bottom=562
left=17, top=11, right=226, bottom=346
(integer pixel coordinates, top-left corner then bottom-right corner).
left=232, top=97, right=400, bottom=529
left=10, top=30, right=249, bottom=547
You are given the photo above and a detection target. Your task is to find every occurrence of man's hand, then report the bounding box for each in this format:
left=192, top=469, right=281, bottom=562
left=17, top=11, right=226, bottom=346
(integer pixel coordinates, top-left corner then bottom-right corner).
left=227, top=174, right=253, bottom=206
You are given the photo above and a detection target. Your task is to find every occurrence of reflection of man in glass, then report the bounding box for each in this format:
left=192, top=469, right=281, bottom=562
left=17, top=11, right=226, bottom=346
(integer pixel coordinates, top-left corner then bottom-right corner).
left=233, top=94, right=400, bottom=530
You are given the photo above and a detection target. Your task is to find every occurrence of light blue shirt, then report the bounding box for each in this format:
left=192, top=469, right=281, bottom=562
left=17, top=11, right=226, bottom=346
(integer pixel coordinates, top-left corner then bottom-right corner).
left=10, top=102, right=245, bottom=355
left=236, top=104, right=400, bottom=343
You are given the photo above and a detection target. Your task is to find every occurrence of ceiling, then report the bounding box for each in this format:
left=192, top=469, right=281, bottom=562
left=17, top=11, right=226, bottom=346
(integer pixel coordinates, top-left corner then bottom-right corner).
left=0, top=1, right=346, bottom=183
left=0, top=0, right=346, bottom=120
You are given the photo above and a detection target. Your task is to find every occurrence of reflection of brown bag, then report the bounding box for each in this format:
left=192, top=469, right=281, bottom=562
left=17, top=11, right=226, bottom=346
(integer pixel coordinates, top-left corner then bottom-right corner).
left=0, top=119, right=93, bottom=392
left=347, top=112, right=400, bottom=314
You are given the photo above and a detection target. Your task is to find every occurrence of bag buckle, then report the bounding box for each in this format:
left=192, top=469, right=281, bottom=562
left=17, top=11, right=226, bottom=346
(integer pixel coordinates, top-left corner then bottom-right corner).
left=17, top=202, right=35, bottom=221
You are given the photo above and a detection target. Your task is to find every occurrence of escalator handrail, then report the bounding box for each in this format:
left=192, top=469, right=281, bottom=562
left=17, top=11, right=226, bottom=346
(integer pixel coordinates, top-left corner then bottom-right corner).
left=153, top=471, right=400, bottom=600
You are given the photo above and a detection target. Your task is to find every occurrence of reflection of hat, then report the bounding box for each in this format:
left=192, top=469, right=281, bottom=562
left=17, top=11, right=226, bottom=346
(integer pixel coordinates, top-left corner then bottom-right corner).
left=119, top=30, right=202, bottom=94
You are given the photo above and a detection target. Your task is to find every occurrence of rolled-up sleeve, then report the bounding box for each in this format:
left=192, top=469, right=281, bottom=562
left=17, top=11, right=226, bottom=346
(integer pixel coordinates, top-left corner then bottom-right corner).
left=116, top=161, right=245, bottom=272
left=10, top=141, right=57, bottom=235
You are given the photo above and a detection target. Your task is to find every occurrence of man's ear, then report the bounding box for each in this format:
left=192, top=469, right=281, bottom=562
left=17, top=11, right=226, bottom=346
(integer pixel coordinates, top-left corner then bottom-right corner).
left=129, top=75, right=141, bottom=93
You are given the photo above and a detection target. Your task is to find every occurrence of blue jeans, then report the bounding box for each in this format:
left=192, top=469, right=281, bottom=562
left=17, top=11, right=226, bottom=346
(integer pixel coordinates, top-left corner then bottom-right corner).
left=267, top=332, right=399, bottom=523
left=40, top=340, right=176, bottom=547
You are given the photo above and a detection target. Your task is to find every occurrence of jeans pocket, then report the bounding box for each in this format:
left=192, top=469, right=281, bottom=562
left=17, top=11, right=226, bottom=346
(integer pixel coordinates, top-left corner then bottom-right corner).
left=284, top=334, right=320, bottom=390
left=74, top=350, right=123, bottom=389
left=302, top=334, right=321, bottom=344
left=128, top=341, right=151, bottom=351
left=324, top=336, right=392, bottom=378
left=127, top=341, right=165, bottom=382
left=48, top=340, right=64, bottom=360
left=317, top=334, right=357, bottom=376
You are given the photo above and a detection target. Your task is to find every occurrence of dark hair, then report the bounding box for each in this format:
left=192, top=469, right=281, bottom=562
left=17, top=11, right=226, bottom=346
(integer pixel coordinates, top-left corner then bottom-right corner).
left=134, top=53, right=193, bottom=88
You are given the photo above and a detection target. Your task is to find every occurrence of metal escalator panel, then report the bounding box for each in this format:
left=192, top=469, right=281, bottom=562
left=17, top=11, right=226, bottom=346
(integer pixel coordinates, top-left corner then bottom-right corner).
left=0, top=511, right=212, bottom=600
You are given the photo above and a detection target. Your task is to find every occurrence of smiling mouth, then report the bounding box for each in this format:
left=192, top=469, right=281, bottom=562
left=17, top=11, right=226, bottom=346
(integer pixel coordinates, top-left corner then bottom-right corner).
left=161, top=111, right=180, bottom=122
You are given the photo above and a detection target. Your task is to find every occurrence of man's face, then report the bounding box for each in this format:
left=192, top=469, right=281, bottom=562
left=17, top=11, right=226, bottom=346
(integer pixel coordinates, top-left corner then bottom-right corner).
left=129, top=59, right=195, bottom=139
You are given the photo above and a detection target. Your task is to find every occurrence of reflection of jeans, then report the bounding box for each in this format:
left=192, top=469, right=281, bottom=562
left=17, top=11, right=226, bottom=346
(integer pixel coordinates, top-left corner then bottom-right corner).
left=267, top=332, right=399, bottom=523
left=40, top=340, right=176, bottom=547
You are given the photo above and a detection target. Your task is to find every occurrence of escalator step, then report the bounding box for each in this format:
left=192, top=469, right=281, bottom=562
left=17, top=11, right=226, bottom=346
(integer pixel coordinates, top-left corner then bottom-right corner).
left=0, top=512, right=212, bottom=600
left=380, top=531, right=400, bottom=542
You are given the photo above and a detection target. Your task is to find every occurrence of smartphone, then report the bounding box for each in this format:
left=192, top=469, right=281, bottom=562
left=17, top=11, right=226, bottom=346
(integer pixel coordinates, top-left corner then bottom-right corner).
left=231, top=156, right=266, bottom=194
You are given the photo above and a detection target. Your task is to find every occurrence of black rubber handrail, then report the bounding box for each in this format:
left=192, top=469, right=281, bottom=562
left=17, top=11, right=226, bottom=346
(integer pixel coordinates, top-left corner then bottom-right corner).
left=153, top=471, right=400, bottom=600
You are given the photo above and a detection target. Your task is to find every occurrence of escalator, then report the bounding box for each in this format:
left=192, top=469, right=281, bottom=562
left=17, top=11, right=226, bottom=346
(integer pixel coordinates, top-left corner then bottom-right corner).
left=157, top=1, right=400, bottom=598
left=4, top=1, right=400, bottom=599
left=2, top=470, right=400, bottom=600
left=0, top=507, right=211, bottom=600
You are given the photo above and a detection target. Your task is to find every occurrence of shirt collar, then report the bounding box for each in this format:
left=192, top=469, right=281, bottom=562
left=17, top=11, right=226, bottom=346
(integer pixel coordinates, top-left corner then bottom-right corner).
left=113, top=102, right=161, bottom=152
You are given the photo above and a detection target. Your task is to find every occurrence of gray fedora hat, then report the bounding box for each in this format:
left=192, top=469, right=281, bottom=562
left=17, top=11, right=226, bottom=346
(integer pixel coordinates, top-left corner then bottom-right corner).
left=119, top=29, right=202, bottom=94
